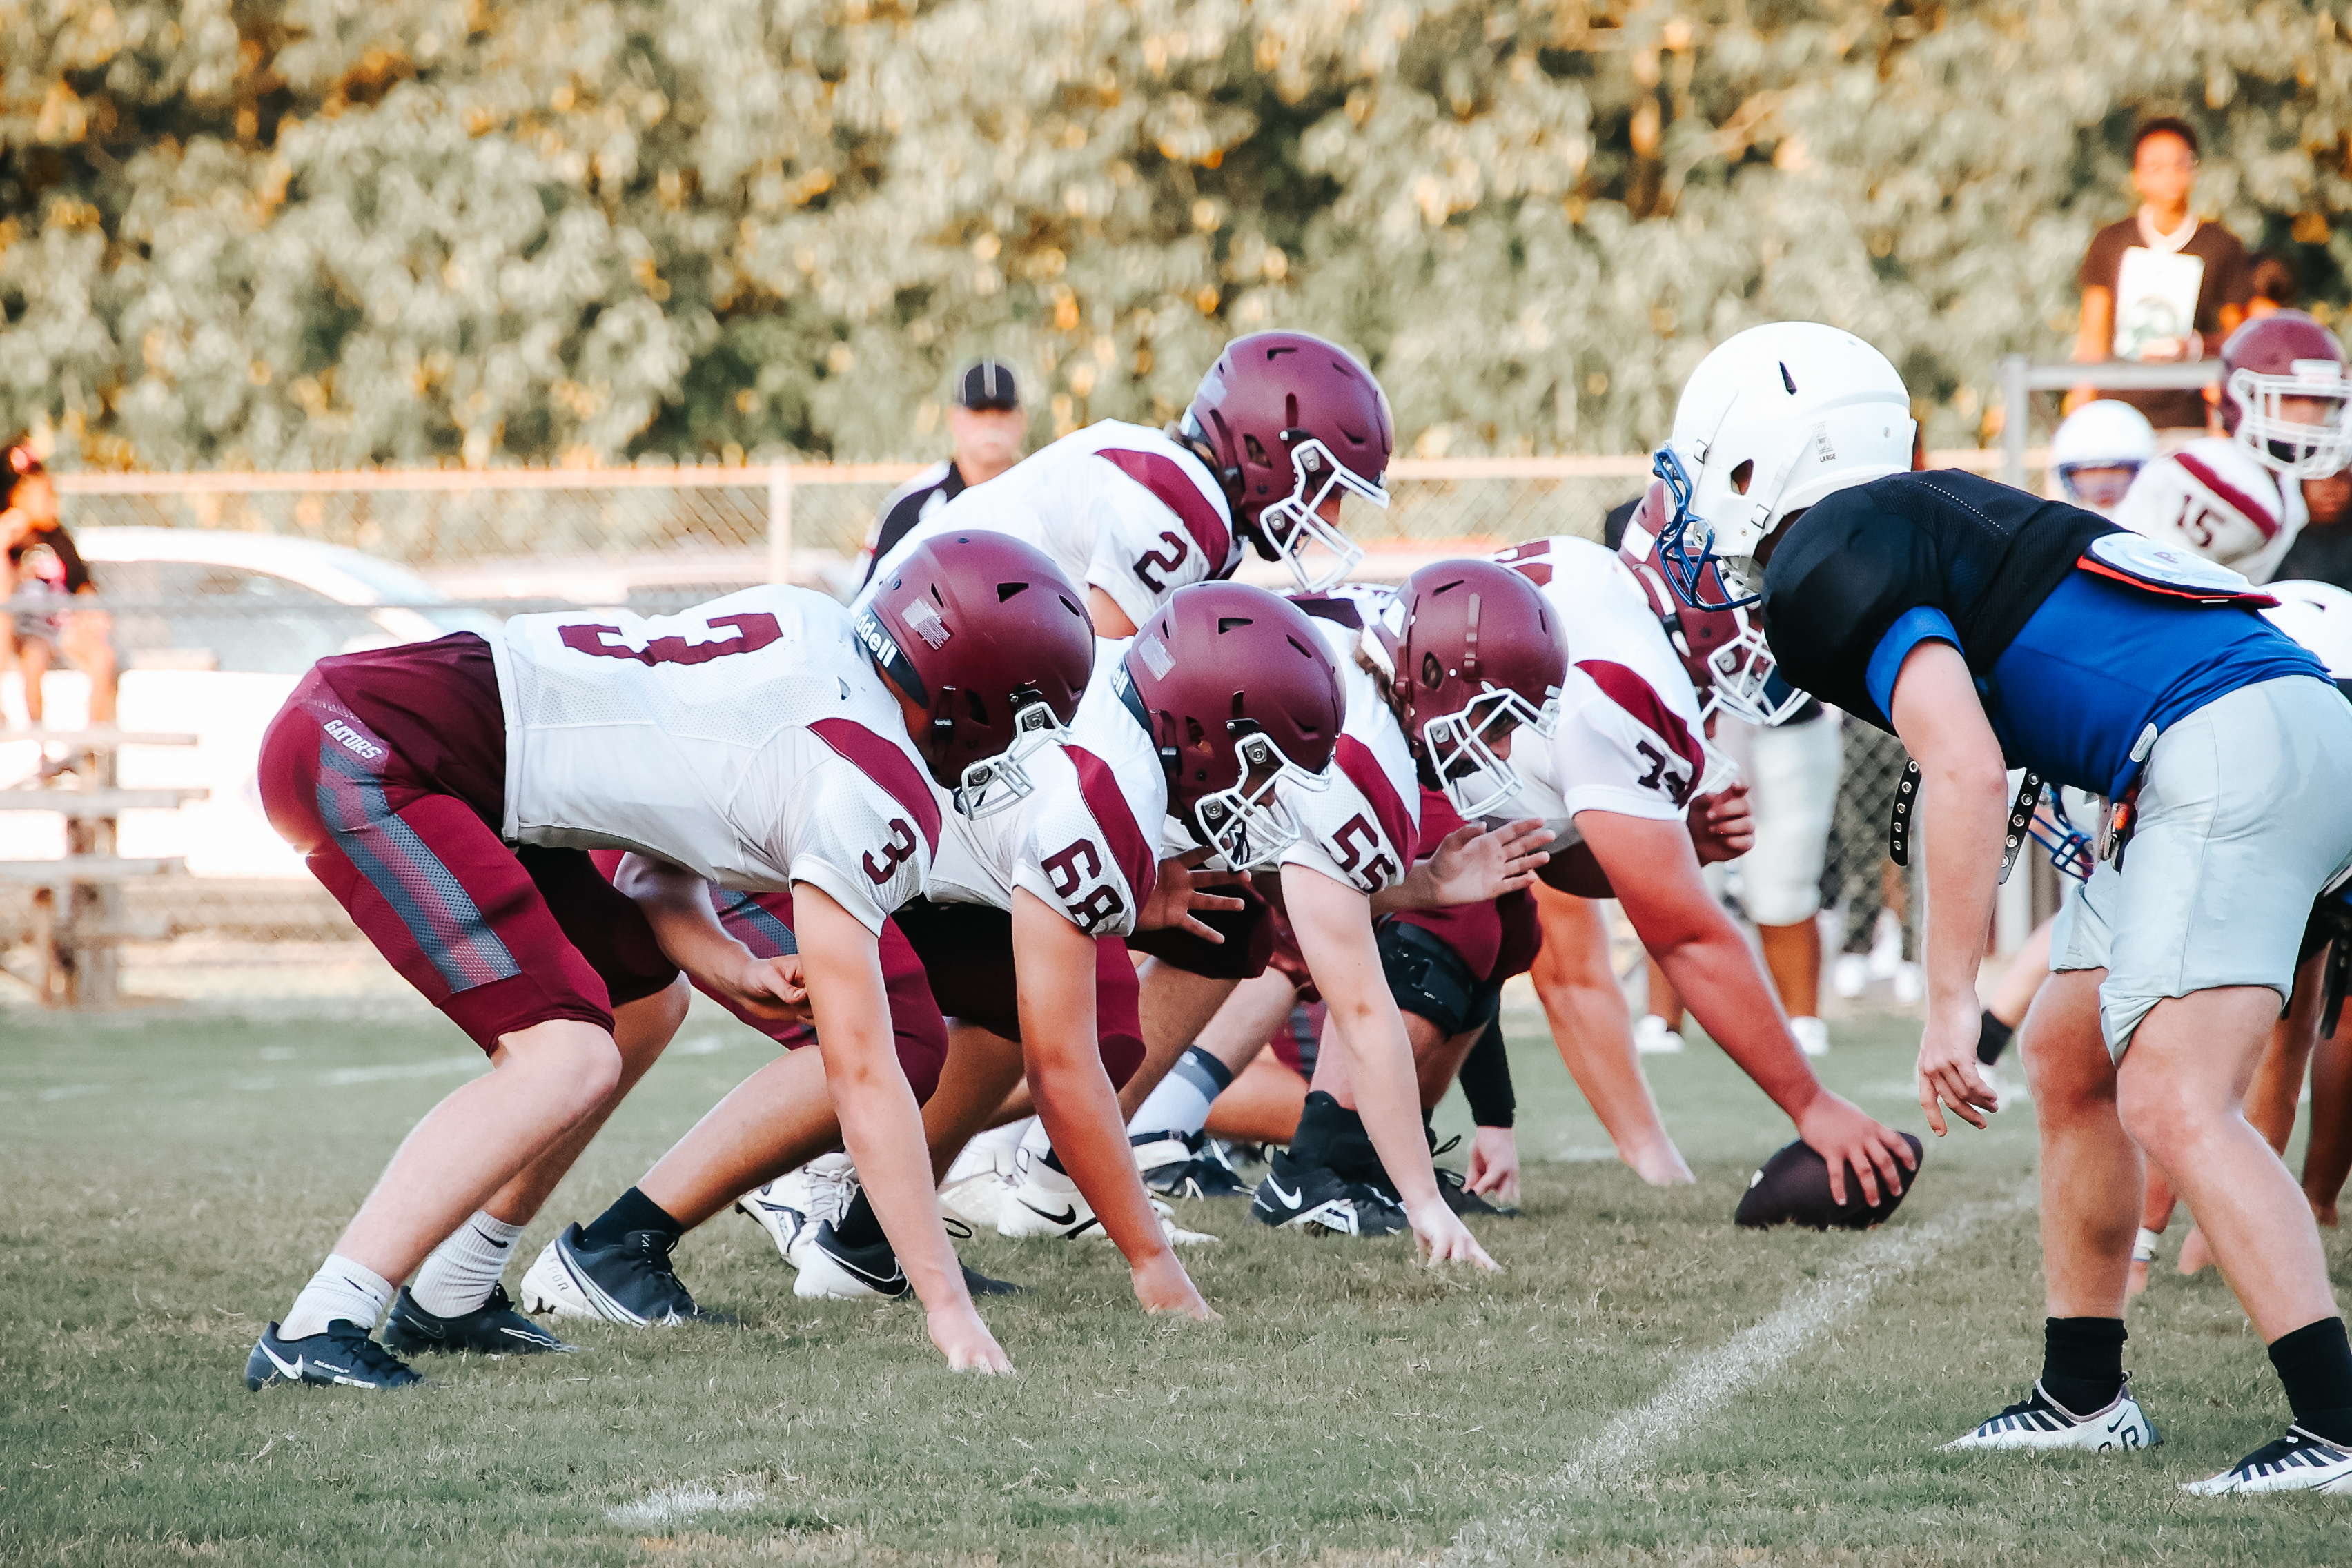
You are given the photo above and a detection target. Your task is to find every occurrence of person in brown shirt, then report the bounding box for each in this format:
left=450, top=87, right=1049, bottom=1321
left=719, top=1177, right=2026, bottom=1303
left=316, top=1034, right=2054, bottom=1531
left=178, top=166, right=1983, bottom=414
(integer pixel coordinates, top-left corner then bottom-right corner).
left=2070, top=118, right=2252, bottom=437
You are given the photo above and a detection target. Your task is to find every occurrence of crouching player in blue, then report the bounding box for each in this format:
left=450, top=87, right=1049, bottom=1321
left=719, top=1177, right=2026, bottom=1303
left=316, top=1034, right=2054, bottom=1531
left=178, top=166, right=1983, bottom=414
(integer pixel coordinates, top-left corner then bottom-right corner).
left=1654, top=320, right=2352, bottom=1495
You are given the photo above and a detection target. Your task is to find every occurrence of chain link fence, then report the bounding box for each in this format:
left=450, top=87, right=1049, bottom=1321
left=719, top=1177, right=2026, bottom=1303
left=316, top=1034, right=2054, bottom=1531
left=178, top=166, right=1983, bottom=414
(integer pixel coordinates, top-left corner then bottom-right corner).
left=3, top=449, right=2012, bottom=1004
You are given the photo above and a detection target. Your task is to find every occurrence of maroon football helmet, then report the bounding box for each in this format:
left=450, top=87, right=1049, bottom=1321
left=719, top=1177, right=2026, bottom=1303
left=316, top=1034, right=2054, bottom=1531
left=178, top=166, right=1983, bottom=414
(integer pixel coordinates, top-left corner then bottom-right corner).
left=855, top=532, right=1095, bottom=815
left=1361, top=560, right=1563, bottom=816
left=1606, top=482, right=1805, bottom=726
left=2219, top=310, right=2352, bottom=480
left=1117, top=582, right=1341, bottom=868
left=1180, top=331, right=1393, bottom=591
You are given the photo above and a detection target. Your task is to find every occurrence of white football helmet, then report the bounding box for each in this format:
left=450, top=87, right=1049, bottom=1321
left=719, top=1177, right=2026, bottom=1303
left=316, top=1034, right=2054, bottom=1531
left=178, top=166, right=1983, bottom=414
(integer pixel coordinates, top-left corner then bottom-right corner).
left=1653, top=322, right=1917, bottom=608
left=2262, top=579, right=2352, bottom=680
left=2049, top=400, right=2157, bottom=514
left=2110, top=437, right=2289, bottom=578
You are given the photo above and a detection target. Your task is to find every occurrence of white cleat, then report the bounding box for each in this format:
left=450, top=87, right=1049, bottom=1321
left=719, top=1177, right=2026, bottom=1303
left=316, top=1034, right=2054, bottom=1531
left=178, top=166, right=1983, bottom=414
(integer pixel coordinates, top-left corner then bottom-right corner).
left=734, top=1153, right=858, bottom=1268
left=1832, top=953, right=1870, bottom=1000
left=2182, top=1427, right=2352, bottom=1495
left=1634, top=1014, right=1685, bottom=1055
left=1943, top=1378, right=2159, bottom=1453
left=995, top=1156, right=1215, bottom=1245
left=517, top=1238, right=599, bottom=1322
left=1790, top=1015, right=1830, bottom=1058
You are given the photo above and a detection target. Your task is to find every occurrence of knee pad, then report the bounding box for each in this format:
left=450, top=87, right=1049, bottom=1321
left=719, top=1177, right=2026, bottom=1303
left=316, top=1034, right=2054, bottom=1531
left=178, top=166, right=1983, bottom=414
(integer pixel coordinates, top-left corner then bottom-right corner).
left=1376, top=918, right=1500, bottom=1038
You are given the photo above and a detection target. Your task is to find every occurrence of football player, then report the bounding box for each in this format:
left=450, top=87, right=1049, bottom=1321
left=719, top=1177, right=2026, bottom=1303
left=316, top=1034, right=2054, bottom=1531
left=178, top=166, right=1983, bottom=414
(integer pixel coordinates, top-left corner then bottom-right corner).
left=2048, top=400, right=2157, bottom=516
left=241, top=534, right=1093, bottom=1389
left=1657, top=320, right=2352, bottom=1494
left=2111, top=311, right=2352, bottom=582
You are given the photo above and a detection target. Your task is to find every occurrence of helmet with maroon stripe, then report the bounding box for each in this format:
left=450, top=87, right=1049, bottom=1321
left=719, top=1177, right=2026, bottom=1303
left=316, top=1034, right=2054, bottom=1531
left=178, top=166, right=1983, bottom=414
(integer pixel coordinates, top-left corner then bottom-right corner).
left=855, top=532, right=1095, bottom=817
left=1361, top=559, right=1565, bottom=816
left=1609, top=481, right=1807, bottom=725
left=1116, top=583, right=1341, bottom=868
left=2219, top=309, right=2352, bottom=480
left=1180, top=331, right=1394, bottom=591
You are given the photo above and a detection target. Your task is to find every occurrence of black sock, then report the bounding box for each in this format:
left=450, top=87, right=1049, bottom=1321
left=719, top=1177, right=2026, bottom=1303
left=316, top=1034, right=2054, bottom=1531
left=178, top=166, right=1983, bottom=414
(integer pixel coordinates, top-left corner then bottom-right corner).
left=1977, top=1010, right=2015, bottom=1066
left=1289, top=1091, right=1384, bottom=1184
left=580, top=1186, right=684, bottom=1251
left=2269, top=1317, right=2352, bottom=1444
left=832, top=1188, right=887, bottom=1251
left=2040, top=1316, right=2127, bottom=1417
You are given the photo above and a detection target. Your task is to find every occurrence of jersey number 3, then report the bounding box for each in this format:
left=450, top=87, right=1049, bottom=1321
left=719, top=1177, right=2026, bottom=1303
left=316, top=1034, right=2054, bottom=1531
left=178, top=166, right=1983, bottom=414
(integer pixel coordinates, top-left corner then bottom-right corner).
left=863, top=819, right=919, bottom=885
left=559, top=611, right=783, bottom=667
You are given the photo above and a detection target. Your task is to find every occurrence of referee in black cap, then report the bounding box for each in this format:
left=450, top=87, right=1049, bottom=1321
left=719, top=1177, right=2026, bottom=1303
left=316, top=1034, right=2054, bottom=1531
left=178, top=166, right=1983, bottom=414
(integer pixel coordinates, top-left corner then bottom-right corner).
left=856, top=358, right=1027, bottom=586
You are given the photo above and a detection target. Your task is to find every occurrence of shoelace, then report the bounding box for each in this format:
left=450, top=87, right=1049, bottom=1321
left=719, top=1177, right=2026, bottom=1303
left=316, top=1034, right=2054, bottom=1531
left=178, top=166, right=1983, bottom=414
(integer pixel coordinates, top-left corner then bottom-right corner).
left=627, top=1231, right=693, bottom=1304
left=343, top=1332, right=418, bottom=1382
left=809, top=1164, right=860, bottom=1224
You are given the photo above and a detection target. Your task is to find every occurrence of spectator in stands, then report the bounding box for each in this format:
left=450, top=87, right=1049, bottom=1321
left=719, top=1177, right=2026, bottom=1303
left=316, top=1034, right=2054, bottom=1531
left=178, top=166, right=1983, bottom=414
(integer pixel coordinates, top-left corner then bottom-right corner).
left=2246, top=253, right=2298, bottom=320
left=2, top=442, right=116, bottom=728
left=2068, top=118, right=2252, bottom=444
left=855, top=359, right=1027, bottom=586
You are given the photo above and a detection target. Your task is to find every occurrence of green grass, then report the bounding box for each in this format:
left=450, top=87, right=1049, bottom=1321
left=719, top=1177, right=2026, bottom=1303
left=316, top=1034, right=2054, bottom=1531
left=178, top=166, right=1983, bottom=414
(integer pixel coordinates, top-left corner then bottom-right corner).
left=3, top=997, right=2349, bottom=1565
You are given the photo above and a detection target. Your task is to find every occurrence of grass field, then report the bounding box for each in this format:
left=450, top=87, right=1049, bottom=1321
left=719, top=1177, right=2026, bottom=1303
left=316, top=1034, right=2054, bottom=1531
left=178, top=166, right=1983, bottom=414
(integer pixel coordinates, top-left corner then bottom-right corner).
left=5, top=995, right=2351, bottom=1566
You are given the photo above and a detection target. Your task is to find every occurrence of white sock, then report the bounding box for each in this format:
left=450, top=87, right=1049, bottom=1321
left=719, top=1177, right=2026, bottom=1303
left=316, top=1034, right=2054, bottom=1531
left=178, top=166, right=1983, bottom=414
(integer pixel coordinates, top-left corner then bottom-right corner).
left=281, top=1255, right=394, bottom=1341
left=970, top=1117, right=1032, bottom=1158
left=1126, top=1045, right=1235, bottom=1144
left=409, top=1211, right=527, bottom=1317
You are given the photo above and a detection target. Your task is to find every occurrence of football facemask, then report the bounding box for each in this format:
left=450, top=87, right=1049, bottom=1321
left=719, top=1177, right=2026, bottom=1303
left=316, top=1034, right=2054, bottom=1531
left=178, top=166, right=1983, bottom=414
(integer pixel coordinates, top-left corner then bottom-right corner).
left=1705, top=620, right=1811, bottom=727
left=1190, top=729, right=1329, bottom=870
left=950, top=696, right=1070, bottom=820
left=2026, top=789, right=2097, bottom=883
left=1652, top=445, right=1762, bottom=613
left=1255, top=436, right=1384, bottom=592
left=1420, top=684, right=1562, bottom=817
left=2228, top=360, right=2352, bottom=480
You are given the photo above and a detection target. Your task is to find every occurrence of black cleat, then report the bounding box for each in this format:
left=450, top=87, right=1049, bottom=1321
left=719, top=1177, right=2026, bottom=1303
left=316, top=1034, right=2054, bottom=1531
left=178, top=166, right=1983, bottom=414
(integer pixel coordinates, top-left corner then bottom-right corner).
left=384, top=1284, right=572, bottom=1356
left=961, top=1262, right=1025, bottom=1297
left=1434, top=1165, right=1517, bottom=1218
left=245, top=1320, right=426, bottom=1391
left=1248, top=1150, right=1409, bottom=1237
left=1141, top=1133, right=1253, bottom=1200
left=518, top=1224, right=721, bottom=1326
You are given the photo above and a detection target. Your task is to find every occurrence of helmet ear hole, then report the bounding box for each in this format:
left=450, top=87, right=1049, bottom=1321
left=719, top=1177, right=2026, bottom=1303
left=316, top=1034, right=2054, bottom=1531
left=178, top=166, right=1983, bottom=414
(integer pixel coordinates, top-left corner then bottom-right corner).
left=964, top=690, right=990, bottom=725
left=1730, top=460, right=1755, bottom=495
left=997, top=581, right=1028, bottom=602
left=1244, top=433, right=1270, bottom=468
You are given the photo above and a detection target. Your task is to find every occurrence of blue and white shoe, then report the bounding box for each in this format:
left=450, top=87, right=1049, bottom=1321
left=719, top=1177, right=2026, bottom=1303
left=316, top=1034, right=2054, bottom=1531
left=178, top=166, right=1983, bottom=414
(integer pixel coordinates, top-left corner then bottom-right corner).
left=518, top=1225, right=707, bottom=1326
left=736, top=1153, right=860, bottom=1266
left=383, top=1284, right=571, bottom=1356
left=244, top=1320, right=424, bottom=1391
left=2182, top=1426, right=2352, bottom=1494
left=1137, top=1132, right=1251, bottom=1200
left=1943, top=1378, right=2159, bottom=1453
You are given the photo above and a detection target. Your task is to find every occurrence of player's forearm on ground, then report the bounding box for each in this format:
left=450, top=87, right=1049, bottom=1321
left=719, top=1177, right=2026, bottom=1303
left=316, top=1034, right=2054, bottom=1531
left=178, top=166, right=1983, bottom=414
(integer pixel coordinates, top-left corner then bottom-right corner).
left=614, top=854, right=756, bottom=983
left=1028, top=1048, right=1172, bottom=1264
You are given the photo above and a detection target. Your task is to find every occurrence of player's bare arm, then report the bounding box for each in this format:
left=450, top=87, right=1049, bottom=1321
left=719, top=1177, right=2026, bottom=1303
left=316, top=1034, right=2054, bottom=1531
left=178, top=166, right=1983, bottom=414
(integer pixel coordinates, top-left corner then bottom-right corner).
left=1012, top=890, right=1216, bottom=1320
left=1283, top=861, right=1498, bottom=1270
left=613, top=854, right=809, bottom=1023
left=1582, top=807, right=1913, bottom=1208
left=799, top=885, right=1010, bottom=1373
left=1885, top=639, right=2010, bottom=1136
left=1369, top=817, right=1554, bottom=914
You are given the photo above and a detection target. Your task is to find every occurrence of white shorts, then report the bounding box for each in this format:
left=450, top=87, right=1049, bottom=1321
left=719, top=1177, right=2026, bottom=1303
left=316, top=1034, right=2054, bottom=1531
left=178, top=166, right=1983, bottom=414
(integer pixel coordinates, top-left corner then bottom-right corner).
left=1733, top=709, right=1841, bottom=926
left=2051, top=675, right=2352, bottom=1060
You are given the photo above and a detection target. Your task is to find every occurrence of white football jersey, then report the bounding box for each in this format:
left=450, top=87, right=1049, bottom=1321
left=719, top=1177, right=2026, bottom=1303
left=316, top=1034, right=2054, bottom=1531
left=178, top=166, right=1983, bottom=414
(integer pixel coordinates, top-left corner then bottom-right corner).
left=1275, top=589, right=1422, bottom=894
left=491, top=586, right=939, bottom=932
left=2113, top=436, right=2306, bottom=584
left=925, top=638, right=1168, bottom=937
left=1493, top=536, right=1711, bottom=850
left=870, top=420, right=1240, bottom=632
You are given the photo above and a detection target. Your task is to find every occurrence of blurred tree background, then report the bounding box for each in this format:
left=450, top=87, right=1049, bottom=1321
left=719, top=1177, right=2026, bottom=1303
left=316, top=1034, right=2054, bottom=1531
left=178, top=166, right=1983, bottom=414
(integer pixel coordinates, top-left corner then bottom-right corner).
left=4, top=0, right=2351, bottom=471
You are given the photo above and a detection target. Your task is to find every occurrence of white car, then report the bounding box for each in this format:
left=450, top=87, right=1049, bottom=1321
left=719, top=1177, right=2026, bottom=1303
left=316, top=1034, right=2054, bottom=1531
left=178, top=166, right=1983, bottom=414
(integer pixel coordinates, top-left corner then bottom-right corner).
left=4, top=528, right=496, bottom=878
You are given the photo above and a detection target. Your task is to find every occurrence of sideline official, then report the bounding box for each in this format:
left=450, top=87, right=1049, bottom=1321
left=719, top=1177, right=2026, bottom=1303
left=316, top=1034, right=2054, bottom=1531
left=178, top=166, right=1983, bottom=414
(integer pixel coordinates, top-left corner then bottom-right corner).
left=856, top=360, right=1026, bottom=586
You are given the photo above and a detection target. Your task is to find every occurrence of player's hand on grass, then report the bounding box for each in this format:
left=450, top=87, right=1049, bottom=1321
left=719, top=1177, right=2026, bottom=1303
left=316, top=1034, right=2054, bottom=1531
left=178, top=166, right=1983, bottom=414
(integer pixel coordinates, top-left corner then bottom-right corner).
left=1423, top=818, right=1555, bottom=905
left=1794, top=1092, right=1917, bottom=1208
left=1131, top=1248, right=1220, bottom=1321
left=1916, top=1001, right=1999, bottom=1136
left=1687, top=783, right=1754, bottom=864
left=1409, top=1202, right=1500, bottom=1271
left=712, top=952, right=810, bottom=1024
left=928, top=1306, right=1013, bottom=1374
left=1464, top=1126, right=1521, bottom=1207
left=1137, top=848, right=1247, bottom=940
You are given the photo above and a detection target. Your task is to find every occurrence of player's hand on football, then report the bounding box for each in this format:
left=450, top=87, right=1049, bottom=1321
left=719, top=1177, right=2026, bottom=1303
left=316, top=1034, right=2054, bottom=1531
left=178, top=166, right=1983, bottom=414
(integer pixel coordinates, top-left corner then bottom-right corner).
left=1793, top=1092, right=1917, bottom=1209
left=1687, top=783, right=1754, bottom=864
left=1916, top=1002, right=1999, bottom=1136
left=928, top=1305, right=1014, bottom=1374
left=1131, top=1249, right=1221, bottom=1322
left=1408, top=1201, right=1500, bottom=1271
left=1137, top=848, right=1246, bottom=940
left=1464, top=1126, right=1522, bottom=1207
left=1424, top=817, right=1554, bottom=905
left=717, top=952, right=811, bottom=1024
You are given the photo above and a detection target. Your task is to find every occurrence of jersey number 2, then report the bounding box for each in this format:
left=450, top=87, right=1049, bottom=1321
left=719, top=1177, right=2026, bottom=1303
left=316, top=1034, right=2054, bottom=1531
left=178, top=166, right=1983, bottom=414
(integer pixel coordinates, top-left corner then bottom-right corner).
left=1133, top=531, right=1191, bottom=594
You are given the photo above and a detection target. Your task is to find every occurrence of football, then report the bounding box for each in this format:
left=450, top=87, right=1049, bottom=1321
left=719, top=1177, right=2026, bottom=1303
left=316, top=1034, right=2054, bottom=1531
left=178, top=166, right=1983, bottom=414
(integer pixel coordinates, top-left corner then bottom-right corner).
left=1735, top=1134, right=1926, bottom=1231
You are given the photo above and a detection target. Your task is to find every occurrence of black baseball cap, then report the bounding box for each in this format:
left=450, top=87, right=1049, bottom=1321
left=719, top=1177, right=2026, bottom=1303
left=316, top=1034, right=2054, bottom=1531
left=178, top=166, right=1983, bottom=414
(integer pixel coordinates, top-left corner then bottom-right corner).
left=954, top=359, right=1021, bottom=411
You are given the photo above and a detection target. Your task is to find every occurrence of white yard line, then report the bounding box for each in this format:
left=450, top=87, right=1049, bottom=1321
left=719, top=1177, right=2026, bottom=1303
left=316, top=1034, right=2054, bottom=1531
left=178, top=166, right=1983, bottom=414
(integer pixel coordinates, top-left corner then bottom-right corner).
left=605, top=1483, right=761, bottom=1529
left=321, top=1055, right=487, bottom=1086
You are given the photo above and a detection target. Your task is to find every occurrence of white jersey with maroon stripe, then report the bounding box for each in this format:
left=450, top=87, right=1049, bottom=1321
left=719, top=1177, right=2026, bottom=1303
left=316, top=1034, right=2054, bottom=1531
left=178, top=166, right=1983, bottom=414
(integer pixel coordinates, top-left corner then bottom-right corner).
left=1493, top=536, right=1711, bottom=850
left=1275, top=587, right=1421, bottom=894
left=2113, top=436, right=2306, bottom=584
left=872, top=420, right=1239, bottom=631
left=925, top=638, right=1166, bottom=937
left=491, top=585, right=939, bottom=933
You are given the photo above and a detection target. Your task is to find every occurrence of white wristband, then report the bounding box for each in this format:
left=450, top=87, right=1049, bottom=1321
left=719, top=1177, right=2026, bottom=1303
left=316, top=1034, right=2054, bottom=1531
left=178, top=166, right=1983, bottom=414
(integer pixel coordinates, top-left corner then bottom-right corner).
left=2132, top=1226, right=2162, bottom=1264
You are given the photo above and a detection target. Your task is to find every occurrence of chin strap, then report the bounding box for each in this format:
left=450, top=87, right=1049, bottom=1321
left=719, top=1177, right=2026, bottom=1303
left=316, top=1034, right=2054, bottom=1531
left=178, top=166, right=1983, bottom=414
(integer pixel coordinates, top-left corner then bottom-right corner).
left=1888, top=761, right=2040, bottom=885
